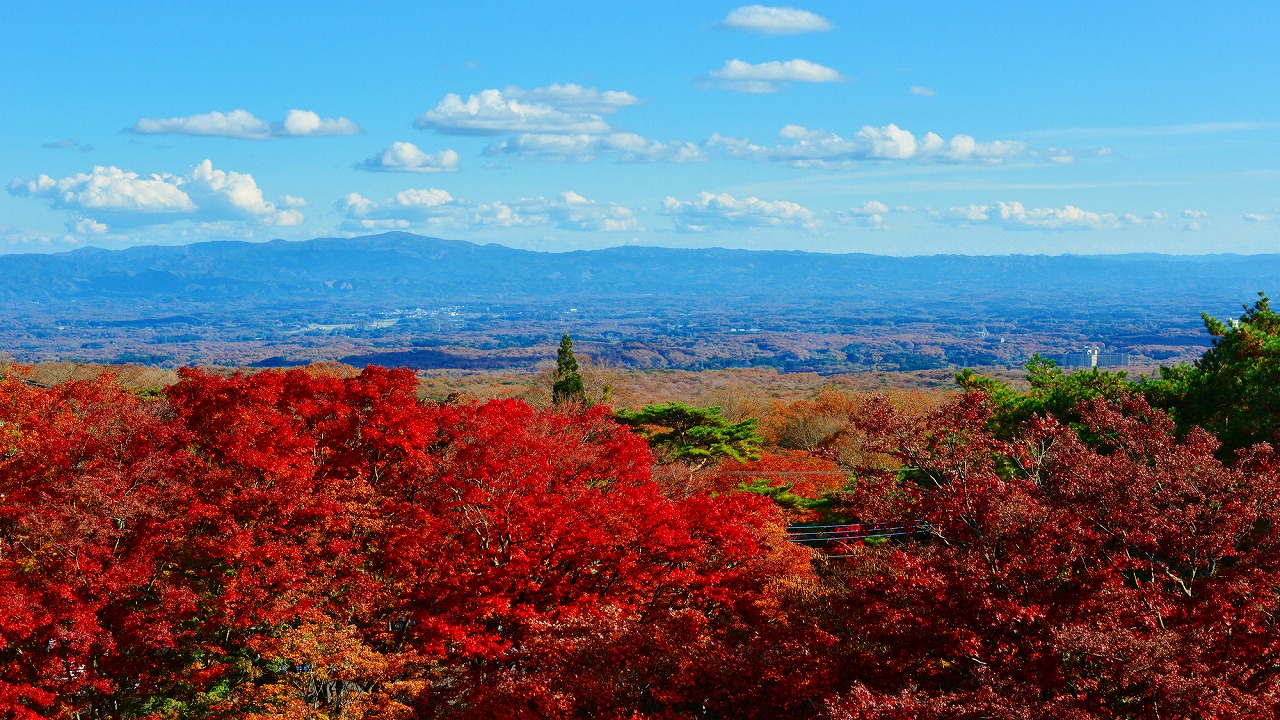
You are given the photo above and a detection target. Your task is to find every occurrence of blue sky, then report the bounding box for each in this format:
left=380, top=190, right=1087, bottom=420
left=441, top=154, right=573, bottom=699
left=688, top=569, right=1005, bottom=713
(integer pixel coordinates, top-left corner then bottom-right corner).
left=1, top=1, right=1277, bottom=255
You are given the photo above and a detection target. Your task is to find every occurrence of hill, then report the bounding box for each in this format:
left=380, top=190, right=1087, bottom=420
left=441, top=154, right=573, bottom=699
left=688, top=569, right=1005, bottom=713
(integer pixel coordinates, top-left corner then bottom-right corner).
left=1, top=232, right=1273, bottom=371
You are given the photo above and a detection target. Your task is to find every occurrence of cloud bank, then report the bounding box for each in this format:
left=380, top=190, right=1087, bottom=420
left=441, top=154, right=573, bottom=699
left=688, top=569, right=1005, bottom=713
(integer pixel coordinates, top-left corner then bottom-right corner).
left=502, top=83, right=641, bottom=114
left=486, top=133, right=705, bottom=163
left=338, top=188, right=641, bottom=234
left=706, top=59, right=844, bottom=93
left=930, top=201, right=1150, bottom=231
left=662, top=191, right=817, bottom=232
left=9, top=160, right=303, bottom=233
left=416, top=89, right=612, bottom=135
left=129, top=109, right=362, bottom=139
left=709, top=124, right=1030, bottom=167
left=359, top=142, right=461, bottom=173
left=722, top=5, right=833, bottom=34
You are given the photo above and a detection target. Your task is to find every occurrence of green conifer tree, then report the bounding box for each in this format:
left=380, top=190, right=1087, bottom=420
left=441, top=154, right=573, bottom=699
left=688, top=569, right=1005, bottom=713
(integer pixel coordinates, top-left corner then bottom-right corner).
left=613, top=402, right=763, bottom=467
left=552, top=333, right=587, bottom=405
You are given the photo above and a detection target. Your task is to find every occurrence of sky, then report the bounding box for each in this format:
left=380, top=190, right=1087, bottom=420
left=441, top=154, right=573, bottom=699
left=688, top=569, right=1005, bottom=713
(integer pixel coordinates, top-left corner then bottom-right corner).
left=1, top=1, right=1277, bottom=256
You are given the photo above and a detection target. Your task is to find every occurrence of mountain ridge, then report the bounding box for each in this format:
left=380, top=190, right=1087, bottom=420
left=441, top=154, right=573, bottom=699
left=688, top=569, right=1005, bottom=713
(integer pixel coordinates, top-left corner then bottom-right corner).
left=3, top=232, right=1279, bottom=308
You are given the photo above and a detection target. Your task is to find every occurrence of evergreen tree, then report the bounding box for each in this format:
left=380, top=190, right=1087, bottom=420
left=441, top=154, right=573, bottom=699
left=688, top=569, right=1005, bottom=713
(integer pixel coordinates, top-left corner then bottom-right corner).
left=1145, top=292, right=1280, bottom=452
left=957, top=355, right=1135, bottom=441
left=552, top=333, right=587, bottom=405
left=613, top=402, right=763, bottom=467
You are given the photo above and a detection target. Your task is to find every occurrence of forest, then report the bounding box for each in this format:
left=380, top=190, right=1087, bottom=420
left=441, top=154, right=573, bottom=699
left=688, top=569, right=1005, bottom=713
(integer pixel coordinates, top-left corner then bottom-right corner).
left=4, top=295, right=1280, bottom=719
left=4, top=232, right=1266, bottom=372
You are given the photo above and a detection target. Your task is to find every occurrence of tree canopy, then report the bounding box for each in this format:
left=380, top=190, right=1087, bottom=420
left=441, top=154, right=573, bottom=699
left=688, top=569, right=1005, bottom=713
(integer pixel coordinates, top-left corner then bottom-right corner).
left=1145, top=292, right=1280, bottom=452
left=613, top=402, right=763, bottom=465
left=9, top=294, right=1280, bottom=718
left=551, top=333, right=586, bottom=406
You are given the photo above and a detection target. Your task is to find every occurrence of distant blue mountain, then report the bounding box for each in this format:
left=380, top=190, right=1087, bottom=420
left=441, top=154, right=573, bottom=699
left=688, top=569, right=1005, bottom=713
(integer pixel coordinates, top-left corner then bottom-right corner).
left=2, top=232, right=1278, bottom=315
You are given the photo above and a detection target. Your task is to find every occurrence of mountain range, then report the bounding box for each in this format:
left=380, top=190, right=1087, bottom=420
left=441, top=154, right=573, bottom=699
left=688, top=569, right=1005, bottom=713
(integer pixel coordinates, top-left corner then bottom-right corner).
left=2, top=232, right=1277, bottom=371
left=2, top=232, right=1277, bottom=311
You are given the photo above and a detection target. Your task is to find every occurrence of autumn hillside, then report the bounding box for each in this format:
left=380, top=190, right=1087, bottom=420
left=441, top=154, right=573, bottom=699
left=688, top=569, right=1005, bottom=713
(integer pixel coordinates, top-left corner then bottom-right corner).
left=4, top=296, right=1280, bottom=718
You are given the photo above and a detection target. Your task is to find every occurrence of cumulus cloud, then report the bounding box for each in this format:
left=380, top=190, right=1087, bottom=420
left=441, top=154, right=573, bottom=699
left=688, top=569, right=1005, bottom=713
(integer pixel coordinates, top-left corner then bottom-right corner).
left=130, top=109, right=270, bottom=139
left=909, top=85, right=937, bottom=97
left=930, top=201, right=1146, bottom=231
left=1243, top=213, right=1269, bottom=222
left=128, top=109, right=362, bottom=139
left=415, top=89, right=611, bottom=135
left=1181, top=209, right=1210, bottom=219
left=722, top=5, right=833, bottom=34
left=337, top=189, right=459, bottom=232
left=836, top=200, right=890, bottom=230
left=70, top=217, right=109, bottom=235
left=276, top=109, right=362, bottom=137
left=503, top=83, right=640, bottom=114
left=484, top=191, right=643, bottom=232
left=486, top=132, right=705, bottom=163
left=183, top=160, right=304, bottom=224
left=706, top=59, right=844, bottom=93
left=661, top=191, right=817, bottom=232
left=10, top=166, right=194, bottom=215
left=709, top=124, right=1027, bottom=167
left=337, top=188, right=640, bottom=234
left=9, top=160, right=303, bottom=233
left=359, top=142, right=461, bottom=173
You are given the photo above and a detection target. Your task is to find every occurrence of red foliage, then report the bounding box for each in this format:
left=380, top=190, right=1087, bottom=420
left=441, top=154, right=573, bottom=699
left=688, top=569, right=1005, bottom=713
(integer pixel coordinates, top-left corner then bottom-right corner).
left=824, top=392, right=1280, bottom=718
left=8, top=369, right=1280, bottom=718
left=1, top=368, right=819, bottom=719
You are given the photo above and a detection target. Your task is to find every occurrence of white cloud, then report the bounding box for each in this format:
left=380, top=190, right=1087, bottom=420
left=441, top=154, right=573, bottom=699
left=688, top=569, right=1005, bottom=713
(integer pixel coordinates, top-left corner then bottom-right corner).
left=1243, top=213, right=1269, bottom=222
left=909, top=85, right=937, bottom=97
left=279, top=195, right=308, bottom=208
left=183, top=160, right=303, bottom=225
left=69, top=217, right=109, bottom=235
left=1181, top=209, right=1210, bottom=218
left=10, top=165, right=194, bottom=214
left=533, top=191, right=643, bottom=232
left=707, top=59, right=844, bottom=93
left=722, top=5, right=833, bottom=34
left=847, top=200, right=889, bottom=215
left=486, top=132, right=705, bottom=163
left=837, top=200, right=890, bottom=230
left=503, top=83, right=640, bottom=114
left=661, top=191, right=817, bottom=232
left=337, top=189, right=459, bottom=233
left=415, top=89, right=611, bottom=135
left=394, top=188, right=455, bottom=208
left=931, top=201, right=1145, bottom=231
left=130, top=109, right=270, bottom=139
left=472, top=191, right=643, bottom=232
left=277, top=109, right=362, bottom=137
left=9, top=160, right=303, bottom=232
left=337, top=188, right=640, bottom=234
left=128, top=109, right=361, bottom=139
left=709, top=124, right=1027, bottom=166
left=359, top=142, right=461, bottom=173
left=0, top=225, right=69, bottom=249
left=467, top=201, right=528, bottom=229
